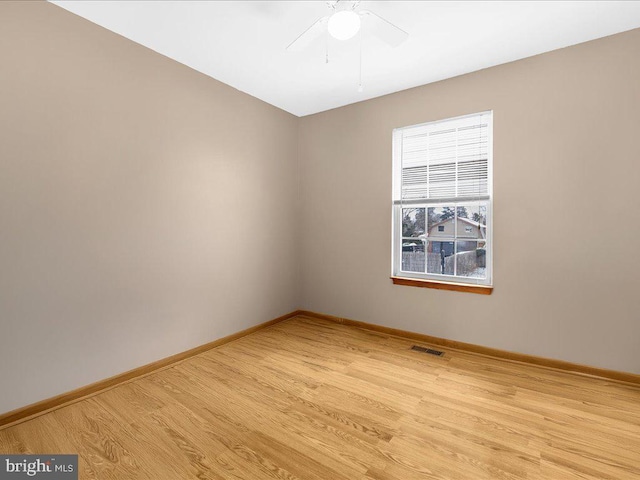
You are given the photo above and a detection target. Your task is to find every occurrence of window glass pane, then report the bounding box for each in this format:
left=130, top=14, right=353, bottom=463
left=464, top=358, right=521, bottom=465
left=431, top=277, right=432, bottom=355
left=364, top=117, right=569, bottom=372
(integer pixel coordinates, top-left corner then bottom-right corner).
left=402, top=208, right=425, bottom=238
left=401, top=239, right=425, bottom=272
left=456, top=204, right=487, bottom=239
left=427, top=206, right=455, bottom=239
left=454, top=241, right=487, bottom=279
left=426, top=240, right=454, bottom=275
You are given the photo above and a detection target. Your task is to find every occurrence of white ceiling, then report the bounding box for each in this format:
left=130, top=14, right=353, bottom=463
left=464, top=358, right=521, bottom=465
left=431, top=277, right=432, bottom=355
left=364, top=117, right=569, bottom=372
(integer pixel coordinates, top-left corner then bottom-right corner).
left=50, top=1, right=640, bottom=117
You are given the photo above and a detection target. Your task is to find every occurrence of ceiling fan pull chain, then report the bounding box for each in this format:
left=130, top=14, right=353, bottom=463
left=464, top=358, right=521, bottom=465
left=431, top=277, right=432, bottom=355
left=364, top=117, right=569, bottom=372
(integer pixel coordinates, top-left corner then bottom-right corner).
left=326, top=29, right=330, bottom=64
left=358, top=26, right=363, bottom=91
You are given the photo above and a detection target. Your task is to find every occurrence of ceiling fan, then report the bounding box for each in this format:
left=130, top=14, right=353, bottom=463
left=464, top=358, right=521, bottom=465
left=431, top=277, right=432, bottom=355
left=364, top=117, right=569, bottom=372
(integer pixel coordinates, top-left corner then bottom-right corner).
left=286, top=0, right=408, bottom=53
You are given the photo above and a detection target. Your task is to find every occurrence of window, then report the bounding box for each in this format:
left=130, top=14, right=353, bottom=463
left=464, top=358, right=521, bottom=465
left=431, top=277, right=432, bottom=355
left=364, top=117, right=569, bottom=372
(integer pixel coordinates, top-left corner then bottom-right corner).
left=392, top=111, right=492, bottom=288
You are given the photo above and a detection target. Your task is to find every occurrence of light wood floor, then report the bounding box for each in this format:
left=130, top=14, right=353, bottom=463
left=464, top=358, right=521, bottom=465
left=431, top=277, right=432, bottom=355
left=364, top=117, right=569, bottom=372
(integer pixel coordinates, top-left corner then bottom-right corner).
left=1, top=315, right=639, bottom=479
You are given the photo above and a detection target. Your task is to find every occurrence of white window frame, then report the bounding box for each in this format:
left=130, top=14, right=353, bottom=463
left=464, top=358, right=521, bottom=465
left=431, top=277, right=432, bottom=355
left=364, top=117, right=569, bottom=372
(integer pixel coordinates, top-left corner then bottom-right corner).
left=391, top=111, right=493, bottom=287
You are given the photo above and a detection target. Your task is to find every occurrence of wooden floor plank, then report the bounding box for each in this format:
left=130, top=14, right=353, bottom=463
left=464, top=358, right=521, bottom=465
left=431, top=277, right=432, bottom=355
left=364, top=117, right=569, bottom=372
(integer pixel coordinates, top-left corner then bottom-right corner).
left=1, top=315, right=639, bottom=479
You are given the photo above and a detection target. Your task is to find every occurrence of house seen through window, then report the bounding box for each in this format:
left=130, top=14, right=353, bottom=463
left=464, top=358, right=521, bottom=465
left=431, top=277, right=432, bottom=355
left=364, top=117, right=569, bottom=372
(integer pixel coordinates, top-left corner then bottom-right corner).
left=392, top=111, right=493, bottom=287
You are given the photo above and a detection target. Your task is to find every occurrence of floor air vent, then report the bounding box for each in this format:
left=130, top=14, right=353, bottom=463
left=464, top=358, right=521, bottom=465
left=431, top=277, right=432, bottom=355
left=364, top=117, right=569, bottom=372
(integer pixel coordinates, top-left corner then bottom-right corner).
left=411, top=345, right=445, bottom=356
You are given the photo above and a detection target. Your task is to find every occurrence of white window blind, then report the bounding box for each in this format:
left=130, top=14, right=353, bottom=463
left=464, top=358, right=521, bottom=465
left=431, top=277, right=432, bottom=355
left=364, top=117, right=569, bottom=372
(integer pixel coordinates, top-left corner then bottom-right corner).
left=393, top=112, right=491, bottom=205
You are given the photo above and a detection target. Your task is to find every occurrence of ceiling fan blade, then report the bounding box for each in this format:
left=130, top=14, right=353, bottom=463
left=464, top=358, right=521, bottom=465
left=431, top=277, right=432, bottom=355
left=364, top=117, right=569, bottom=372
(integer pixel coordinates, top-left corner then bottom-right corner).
left=286, top=16, right=329, bottom=52
left=360, top=10, right=408, bottom=48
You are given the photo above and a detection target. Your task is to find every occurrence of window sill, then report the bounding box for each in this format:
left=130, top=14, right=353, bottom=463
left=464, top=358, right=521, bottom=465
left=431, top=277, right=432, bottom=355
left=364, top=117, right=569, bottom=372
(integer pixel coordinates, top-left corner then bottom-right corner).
left=391, top=276, right=493, bottom=295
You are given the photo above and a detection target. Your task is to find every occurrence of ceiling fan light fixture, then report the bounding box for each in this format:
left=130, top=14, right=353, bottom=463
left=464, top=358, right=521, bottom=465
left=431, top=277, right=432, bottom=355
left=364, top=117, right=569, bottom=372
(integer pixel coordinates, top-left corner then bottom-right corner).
left=327, top=10, right=361, bottom=41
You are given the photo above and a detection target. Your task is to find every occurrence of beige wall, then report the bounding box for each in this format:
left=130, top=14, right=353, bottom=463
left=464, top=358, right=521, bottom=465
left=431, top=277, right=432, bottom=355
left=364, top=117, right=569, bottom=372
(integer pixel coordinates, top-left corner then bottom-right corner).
left=0, top=2, right=298, bottom=414
left=299, top=28, right=640, bottom=374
